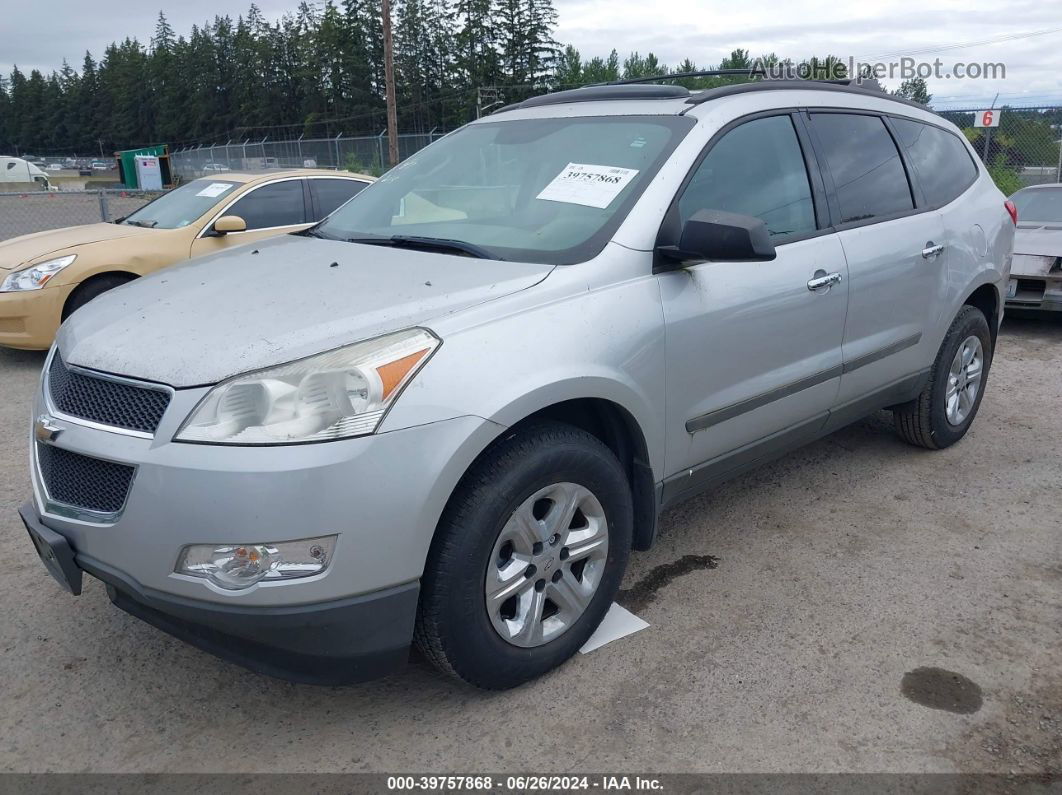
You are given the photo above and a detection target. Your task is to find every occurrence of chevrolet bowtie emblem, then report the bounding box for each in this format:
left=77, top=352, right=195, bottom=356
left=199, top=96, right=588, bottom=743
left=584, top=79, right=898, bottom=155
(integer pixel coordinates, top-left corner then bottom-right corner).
left=34, top=415, right=63, bottom=444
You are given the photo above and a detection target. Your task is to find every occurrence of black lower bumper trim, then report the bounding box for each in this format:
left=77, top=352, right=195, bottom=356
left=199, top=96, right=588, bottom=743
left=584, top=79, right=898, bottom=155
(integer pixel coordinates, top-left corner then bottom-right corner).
left=21, top=501, right=419, bottom=685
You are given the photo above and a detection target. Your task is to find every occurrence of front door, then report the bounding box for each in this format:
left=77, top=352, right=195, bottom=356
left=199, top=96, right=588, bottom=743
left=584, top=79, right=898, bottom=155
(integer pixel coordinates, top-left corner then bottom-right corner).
left=659, top=113, right=848, bottom=501
left=190, top=178, right=310, bottom=258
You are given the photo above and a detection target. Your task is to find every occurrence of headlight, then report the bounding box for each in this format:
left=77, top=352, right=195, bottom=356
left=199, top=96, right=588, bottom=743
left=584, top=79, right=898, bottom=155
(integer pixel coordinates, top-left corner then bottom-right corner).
left=0, top=254, right=77, bottom=292
left=176, top=535, right=338, bottom=590
left=175, top=328, right=439, bottom=444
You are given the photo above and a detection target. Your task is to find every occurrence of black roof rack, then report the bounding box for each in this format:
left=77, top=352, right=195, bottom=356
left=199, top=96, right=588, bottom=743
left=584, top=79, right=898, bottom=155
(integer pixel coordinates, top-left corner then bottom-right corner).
left=490, top=73, right=927, bottom=116
left=603, top=68, right=758, bottom=85
left=503, top=84, right=690, bottom=112
left=684, top=79, right=928, bottom=110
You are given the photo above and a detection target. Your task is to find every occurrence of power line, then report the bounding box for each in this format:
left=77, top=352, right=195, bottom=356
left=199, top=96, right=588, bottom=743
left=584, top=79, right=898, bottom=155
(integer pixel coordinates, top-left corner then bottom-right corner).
left=859, top=26, right=1062, bottom=61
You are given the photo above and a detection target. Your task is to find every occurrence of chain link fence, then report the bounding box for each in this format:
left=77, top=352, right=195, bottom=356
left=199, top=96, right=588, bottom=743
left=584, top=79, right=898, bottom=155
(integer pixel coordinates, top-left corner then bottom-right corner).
left=0, top=190, right=160, bottom=242
left=938, top=105, right=1062, bottom=193
left=169, top=132, right=447, bottom=182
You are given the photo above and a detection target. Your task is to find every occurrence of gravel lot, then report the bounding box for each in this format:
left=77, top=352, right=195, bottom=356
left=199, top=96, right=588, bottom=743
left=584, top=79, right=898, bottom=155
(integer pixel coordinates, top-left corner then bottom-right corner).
left=0, top=318, right=1059, bottom=774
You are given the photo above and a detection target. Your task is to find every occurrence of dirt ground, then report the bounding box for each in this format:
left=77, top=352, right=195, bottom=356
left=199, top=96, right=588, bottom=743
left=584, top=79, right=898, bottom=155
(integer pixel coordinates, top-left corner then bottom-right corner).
left=0, top=317, right=1058, bottom=774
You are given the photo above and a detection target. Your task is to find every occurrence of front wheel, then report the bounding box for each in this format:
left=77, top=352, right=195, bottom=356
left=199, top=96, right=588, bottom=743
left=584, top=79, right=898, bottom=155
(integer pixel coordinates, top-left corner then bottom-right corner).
left=893, top=305, right=993, bottom=449
left=415, top=421, right=633, bottom=689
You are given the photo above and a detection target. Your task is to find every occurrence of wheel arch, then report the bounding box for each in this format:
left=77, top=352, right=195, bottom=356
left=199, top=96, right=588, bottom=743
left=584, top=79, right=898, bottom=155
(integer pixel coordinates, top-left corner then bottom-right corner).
left=513, top=398, right=659, bottom=551
left=437, top=391, right=661, bottom=554
left=961, top=281, right=1000, bottom=348
left=62, top=270, right=139, bottom=320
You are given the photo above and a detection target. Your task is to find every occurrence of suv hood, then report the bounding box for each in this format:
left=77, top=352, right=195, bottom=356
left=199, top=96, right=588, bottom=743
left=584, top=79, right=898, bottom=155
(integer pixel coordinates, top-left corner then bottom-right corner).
left=0, top=223, right=155, bottom=270
left=58, top=235, right=554, bottom=387
left=1014, top=224, right=1062, bottom=257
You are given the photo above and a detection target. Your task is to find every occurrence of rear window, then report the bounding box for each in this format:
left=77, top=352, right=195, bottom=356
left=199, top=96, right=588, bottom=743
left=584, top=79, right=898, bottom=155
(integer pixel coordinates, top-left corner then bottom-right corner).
left=310, top=178, right=368, bottom=220
left=1010, top=187, right=1062, bottom=224
left=810, top=113, right=914, bottom=224
left=892, top=118, right=979, bottom=207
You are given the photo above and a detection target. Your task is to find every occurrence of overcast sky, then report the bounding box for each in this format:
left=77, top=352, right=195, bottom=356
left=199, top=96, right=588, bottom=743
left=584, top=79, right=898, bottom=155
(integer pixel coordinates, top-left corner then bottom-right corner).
left=2, top=0, right=1060, bottom=108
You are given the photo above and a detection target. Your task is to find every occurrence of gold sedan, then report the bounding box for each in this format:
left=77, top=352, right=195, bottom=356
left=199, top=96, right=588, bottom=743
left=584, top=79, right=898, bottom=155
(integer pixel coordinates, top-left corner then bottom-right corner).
left=0, top=169, right=372, bottom=350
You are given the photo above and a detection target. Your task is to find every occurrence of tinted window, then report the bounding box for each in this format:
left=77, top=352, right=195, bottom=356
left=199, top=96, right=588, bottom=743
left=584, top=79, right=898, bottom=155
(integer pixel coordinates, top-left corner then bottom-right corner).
left=227, top=180, right=306, bottom=230
left=678, top=115, right=816, bottom=238
left=311, top=178, right=368, bottom=219
left=810, top=113, right=913, bottom=224
left=891, top=118, right=978, bottom=207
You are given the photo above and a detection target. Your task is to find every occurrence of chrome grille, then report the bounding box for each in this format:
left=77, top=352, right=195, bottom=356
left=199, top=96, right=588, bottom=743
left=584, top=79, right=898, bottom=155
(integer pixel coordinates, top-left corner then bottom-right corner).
left=36, top=443, right=135, bottom=515
left=48, top=353, right=170, bottom=434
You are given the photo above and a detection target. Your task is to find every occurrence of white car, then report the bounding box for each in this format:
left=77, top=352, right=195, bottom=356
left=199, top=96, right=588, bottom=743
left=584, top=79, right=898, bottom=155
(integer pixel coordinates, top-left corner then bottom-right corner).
left=202, top=163, right=231, bottom=173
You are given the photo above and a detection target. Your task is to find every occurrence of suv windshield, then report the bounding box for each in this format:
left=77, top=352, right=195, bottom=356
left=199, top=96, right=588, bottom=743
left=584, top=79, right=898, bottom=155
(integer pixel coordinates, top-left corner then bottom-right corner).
left=1011, top=187, right=1062, bottom=224
left=122, top=179, right=240, bottom=229
left=316, top=115, right=694, bottom=264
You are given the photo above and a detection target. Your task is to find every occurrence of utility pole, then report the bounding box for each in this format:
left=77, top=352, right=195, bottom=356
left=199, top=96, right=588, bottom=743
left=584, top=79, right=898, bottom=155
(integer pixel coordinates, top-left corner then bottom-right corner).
left=381, top=0, right=399, bottom=167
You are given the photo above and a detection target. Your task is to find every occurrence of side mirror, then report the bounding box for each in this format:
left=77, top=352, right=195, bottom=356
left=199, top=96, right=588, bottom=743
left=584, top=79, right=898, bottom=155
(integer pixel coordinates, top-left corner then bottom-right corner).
left=209, top=215, right=247, bottom=236
left=658, top=209, right=776, bottom=266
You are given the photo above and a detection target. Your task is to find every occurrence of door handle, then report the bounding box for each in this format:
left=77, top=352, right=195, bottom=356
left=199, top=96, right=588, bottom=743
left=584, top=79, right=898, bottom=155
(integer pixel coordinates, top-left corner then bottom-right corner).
left=807, top=270, right=842, bottom=291
left=922, top=241, right=945, bottom=259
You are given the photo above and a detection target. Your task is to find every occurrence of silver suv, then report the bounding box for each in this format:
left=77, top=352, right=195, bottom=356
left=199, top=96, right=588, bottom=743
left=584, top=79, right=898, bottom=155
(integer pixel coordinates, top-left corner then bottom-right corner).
left=21, top=80, right=1014, bottom=689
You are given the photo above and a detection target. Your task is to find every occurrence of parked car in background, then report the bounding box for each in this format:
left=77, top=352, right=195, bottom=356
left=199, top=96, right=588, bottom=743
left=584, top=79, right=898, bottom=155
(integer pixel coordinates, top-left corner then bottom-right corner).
left=90, top=161, right=110, bottom=171
left=46, top=163, right=63, bottom=172
left=202, top=163, right=231, bottom=173
left=1006, top=184, right=1062, bottom=314
left=0, top=170, right=372, bottom=349
left=19, top=81, right=1012, bottom=690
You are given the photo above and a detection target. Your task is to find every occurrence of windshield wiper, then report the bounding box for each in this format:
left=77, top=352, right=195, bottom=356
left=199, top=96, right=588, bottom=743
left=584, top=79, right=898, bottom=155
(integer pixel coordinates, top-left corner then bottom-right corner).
left=124, top=219, right=158, bottom=228
left=346, top=235, right=499, bottom=260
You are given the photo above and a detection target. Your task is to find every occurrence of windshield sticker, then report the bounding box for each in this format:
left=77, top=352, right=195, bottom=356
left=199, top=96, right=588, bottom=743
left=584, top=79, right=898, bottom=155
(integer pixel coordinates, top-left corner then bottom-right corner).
left=536, top=163, right=639, bottom=209
left=196, top=182, right=234, bottom=198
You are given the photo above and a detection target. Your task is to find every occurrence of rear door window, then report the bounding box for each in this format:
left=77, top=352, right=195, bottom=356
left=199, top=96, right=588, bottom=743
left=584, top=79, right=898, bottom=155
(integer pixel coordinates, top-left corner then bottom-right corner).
left=226, top=180, right=307, bottom=230
left=891, top=118, right=979, bottom=207
left=809, top=113, right=914, bottom=224
left=310, top=178, right=369, bottom=220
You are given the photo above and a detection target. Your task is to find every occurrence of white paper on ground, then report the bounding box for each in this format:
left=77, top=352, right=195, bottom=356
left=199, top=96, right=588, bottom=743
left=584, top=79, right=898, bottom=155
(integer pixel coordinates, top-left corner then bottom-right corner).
left=536, top=163, right=639, bottom=209
left=196, top=182, right=234, bottom=198
left=579, top=602, right=649, bottom=654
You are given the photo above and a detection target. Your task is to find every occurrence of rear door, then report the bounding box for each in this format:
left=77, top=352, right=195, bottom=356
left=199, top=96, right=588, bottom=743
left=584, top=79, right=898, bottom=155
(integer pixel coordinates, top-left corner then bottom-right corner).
left=805, top=111, right=945, bottom=407
left=308, top=177, right=370, bottom=221
left=659, top=112, right=849, bottom=498
left=190, top=178, right=310, bottom=257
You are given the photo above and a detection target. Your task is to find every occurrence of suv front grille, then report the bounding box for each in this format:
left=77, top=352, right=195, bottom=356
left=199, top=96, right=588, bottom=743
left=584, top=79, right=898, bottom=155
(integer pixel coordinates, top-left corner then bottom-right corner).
left=36, top=443, right=135, bottom=515
left=48, top=353, right=170, bottom=434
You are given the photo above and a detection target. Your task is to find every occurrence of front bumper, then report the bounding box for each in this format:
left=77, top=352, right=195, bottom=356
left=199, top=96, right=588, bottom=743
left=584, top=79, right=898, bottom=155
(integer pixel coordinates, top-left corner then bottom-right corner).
left=0, top=283, right=74, bottom=350
left=20, top=502, right=418, bottom=684
left=25, top=364, right=504, bottom=681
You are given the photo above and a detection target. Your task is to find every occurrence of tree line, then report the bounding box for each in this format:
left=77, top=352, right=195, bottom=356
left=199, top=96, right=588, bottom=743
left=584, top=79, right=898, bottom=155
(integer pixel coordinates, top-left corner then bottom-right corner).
left=1, top=3, right=937, bottom=156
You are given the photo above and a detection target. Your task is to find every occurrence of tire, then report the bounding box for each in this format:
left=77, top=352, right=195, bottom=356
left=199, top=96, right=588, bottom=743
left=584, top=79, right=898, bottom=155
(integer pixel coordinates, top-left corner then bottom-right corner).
left=62, top=274, right=136, bottom=321
left=415, top=421, right=633, bottom=689
left=893, top=305, right=993, bottom=450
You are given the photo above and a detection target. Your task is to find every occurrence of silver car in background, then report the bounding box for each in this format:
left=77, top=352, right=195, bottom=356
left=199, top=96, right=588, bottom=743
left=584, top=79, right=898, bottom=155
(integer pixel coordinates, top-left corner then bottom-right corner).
left=20, top=80, right=1014, bottom=689
left=1007, top=184, right=1062, bottom=314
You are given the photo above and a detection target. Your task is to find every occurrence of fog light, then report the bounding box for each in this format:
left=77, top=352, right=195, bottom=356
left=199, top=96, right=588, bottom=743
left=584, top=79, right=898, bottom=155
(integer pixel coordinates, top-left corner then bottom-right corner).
left=176, top=535, right=337, bottom=590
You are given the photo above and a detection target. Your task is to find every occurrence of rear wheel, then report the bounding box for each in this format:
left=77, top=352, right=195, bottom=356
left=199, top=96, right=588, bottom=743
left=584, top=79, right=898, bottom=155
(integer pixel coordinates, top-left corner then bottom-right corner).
left=893, top=305, right=992, bottom=449
left=415, top=421, right=632, bottom=689
left=62, top=273, right=136, bottom=321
